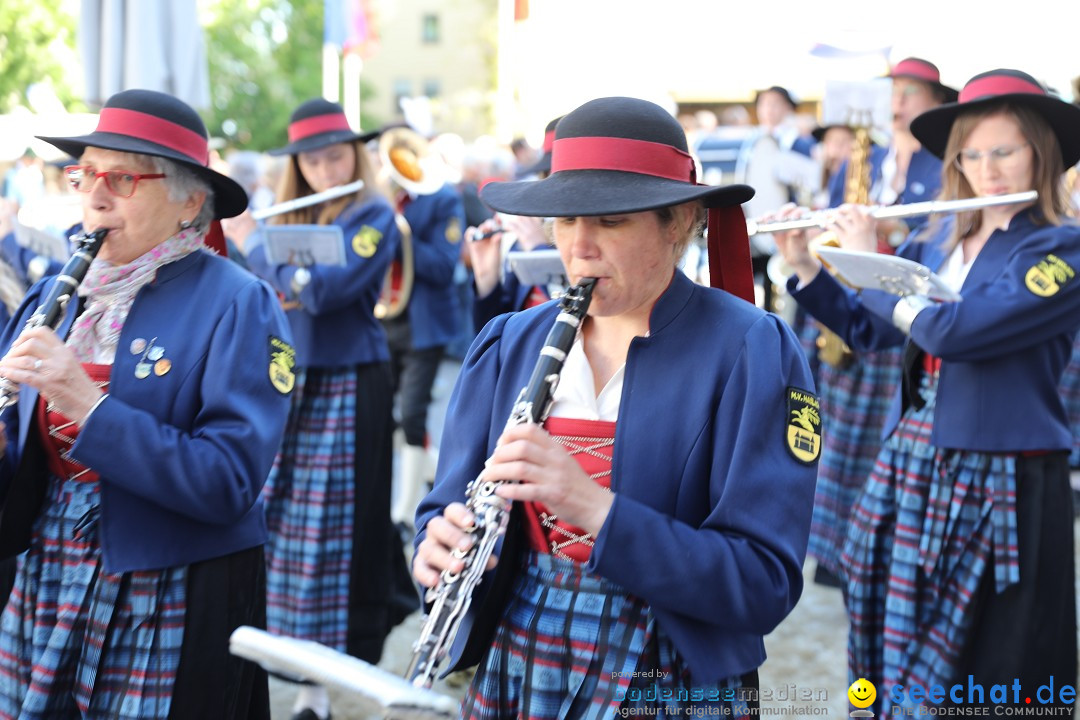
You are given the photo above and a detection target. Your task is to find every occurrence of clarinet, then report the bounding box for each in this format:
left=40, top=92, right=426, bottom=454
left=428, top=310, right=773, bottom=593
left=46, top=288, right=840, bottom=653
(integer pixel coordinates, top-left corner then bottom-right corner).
left=0, top=228, right=108, bottom=411
left=407, top=276, right=596, bottom=688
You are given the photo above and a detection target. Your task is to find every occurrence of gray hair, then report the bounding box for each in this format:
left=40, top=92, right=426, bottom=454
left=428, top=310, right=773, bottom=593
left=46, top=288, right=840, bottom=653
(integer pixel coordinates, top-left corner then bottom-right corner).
left=148, top=156, right=215, bottom=230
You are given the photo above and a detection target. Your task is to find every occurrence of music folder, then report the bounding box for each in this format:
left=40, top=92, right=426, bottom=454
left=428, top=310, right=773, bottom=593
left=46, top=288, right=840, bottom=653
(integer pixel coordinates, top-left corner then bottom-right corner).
left=813, top=246, right=962, bottom=302
left=507, top=248, right=566, bottom=287
left=13, top=222, right=70, bottom=262
left=259, top=224, right=347, bottom=267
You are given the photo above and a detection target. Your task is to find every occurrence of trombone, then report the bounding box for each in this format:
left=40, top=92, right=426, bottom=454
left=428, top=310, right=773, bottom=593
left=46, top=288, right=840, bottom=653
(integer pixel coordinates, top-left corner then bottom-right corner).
left=746, top=190, right=1039, bottom=236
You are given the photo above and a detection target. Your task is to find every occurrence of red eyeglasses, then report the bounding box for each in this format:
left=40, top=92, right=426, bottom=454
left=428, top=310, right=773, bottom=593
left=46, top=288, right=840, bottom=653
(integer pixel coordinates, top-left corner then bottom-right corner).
left=64, top=165, right=166, bottom=198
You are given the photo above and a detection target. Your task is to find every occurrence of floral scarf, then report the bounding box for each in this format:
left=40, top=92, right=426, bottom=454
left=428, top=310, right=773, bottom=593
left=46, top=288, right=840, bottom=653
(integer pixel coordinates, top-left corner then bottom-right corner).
left=67, top=228, right=207, bottom=363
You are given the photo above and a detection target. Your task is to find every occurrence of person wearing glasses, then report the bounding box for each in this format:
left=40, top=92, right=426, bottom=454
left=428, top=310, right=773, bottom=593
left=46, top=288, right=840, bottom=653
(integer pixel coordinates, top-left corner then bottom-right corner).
left=0, top=89, right=293, bottom=718
left=774, top=69, right=1080, bottom=717
left=804, top=58, right=957, bottom=590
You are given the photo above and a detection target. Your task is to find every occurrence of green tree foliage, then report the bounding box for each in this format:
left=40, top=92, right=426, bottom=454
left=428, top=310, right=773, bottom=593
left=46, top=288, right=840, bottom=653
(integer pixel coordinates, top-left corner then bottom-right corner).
left=0, top=0, right=82, bottom=113
left=202, top=0, right=378, bottom=152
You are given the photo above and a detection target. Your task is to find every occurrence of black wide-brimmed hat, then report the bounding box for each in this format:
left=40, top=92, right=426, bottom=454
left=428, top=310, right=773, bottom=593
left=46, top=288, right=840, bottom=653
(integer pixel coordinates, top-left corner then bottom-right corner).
left=37, top=88, right=248, bottom=219
left=481, top=96, right=756, bottom=301
left=888, top=57, right=959, bottom=103
left=521, top=115, right=563, bottom=177
left=910, top=68, right=1080, bottom=167
left=269, top=98, right=378, bottom=156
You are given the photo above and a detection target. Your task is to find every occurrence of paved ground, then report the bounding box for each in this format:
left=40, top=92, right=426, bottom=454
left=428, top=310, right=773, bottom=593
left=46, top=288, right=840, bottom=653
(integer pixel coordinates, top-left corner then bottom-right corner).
left=265, top=358, right=1075, bottom=719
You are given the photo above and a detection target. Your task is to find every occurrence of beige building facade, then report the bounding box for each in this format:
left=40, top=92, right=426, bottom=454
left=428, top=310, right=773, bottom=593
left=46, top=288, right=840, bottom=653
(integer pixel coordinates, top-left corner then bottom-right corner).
left=356, top=0, right=498, bottom=140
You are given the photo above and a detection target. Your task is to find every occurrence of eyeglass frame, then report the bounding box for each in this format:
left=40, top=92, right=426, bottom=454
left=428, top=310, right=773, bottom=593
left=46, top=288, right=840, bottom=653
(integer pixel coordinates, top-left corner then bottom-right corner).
left=951, top=142, right=1031, bottom=173
left=64, top=165, right=167, bottom=198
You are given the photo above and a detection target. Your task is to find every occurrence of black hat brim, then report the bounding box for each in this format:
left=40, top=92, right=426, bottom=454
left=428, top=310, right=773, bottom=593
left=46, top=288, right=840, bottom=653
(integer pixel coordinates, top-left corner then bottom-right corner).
left=37, top=131, right=249, bottom=219
left=481, top=170, right=754, bottom=217
left=910, top=93, right=1080, bottom=167
left=268, top=129, right=371, bottom=157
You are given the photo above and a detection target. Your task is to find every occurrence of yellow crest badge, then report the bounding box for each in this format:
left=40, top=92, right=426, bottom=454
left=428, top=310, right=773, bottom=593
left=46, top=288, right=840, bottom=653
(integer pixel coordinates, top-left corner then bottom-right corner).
left=269, top=336, right=296, bottom=395
left=786, top=387, right=821, bottom=465
left=352, top=225, right=383, bottom=258
left=1025, top=253, right=1075, bottom=297
left=445, top=217, right=462, bottom=244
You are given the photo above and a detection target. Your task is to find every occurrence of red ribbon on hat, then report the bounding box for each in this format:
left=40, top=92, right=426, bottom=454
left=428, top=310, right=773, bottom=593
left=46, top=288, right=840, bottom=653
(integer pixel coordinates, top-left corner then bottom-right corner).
left=205, top=220, right=227, bottom=255
left=288, top=113, right=352, bottom=143
left=542, top=128, right=556, bottom=154
left=890, top=58, right=942, bottom=84
left=550, top=136, right=754, bottom=303
left=960, top=75, right=1045, bottom=102
left=97, top=108, right=209, bottom=165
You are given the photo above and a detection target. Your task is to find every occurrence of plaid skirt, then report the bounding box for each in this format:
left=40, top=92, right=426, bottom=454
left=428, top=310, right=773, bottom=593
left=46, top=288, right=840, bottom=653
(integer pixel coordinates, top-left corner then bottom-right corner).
left=263, top=365, right=358, bottom=651
left=462, top=551, right=754, bottom=720
left=1058, top=332, right=1080, bottom=467
left=841, top=370, right=1020, bottom=719
left=808, top=347, right=903, bottom=576
left=0, top=476, right=187, bottom=719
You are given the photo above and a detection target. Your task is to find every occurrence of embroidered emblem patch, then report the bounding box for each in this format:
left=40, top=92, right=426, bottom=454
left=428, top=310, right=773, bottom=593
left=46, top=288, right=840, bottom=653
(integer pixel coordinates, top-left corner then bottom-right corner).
left=351, top=225, right=382, bottom=258
left=445, top=217, right=462, bottom=244
left=269, top=336, right=296, bottom=395
left=1025, top=254, right=1075, bottom=297
left=786, top=387, right=821, bottom=465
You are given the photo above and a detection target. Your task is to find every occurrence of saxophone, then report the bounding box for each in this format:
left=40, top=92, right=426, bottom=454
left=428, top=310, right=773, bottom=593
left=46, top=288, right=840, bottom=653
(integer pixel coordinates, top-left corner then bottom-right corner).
left=406, top=277, right=597, bottom=689
left=814, top=125, right=871, bottom=369
left=0, top=228, right=108, bottom=411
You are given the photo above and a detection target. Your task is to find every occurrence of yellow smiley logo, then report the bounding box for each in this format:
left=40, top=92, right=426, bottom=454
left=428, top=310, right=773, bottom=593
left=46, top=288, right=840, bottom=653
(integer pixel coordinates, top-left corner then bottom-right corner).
left=848, top=678, right=877, bottom=709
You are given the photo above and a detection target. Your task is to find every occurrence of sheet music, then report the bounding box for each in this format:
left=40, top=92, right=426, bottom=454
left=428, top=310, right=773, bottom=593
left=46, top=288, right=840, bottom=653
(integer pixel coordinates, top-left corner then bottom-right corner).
left=261, top=224, right=346, bottom=267
left=12, top=222, right=70, bottom=262
left=507, top=249, right=565, bottom=287
left=814, top=246, right=962, bottom=302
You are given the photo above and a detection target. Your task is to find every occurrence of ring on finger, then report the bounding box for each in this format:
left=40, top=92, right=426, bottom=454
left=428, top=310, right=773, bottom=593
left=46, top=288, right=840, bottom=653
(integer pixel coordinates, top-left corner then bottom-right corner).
left=32, top=358, right=42, bottom=371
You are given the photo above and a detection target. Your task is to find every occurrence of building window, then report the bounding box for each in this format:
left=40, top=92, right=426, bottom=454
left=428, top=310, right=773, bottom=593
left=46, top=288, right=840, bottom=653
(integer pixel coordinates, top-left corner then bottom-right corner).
left=422, top=79, right=441, bottom=99
left=393, top=79, right=411, bottom=114
left=421, top=14, right=439, bottom=43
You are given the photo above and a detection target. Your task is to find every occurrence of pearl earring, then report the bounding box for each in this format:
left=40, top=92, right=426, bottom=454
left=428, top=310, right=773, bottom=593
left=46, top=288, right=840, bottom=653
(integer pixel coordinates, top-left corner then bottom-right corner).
left=179, top=219, right=194, bottom=230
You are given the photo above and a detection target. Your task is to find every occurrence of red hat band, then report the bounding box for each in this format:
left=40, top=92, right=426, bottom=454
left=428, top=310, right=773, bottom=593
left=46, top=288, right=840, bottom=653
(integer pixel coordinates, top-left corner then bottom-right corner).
left=959, top=75, right=1046, bottom=103
left=542, top=128, right=556, bottom=154
left=96, top=107, right=209, bottom=166
left=550, top=137, right=696, bottom=183
left=891, top=59, right=942, bottom=84
left=288, top=113, right=353, bottom=143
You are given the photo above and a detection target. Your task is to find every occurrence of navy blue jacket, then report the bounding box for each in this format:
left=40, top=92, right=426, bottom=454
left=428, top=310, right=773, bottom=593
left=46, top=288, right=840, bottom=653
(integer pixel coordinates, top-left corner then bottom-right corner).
left=400, top=184, right=464, bottom=350
left=416, top=271, right=818, bottom=683
left=0, top=250, right=293, bottom=572
left=246, top=197, right=400, bottom=367
left=790, top=210, right=1080, bottom=452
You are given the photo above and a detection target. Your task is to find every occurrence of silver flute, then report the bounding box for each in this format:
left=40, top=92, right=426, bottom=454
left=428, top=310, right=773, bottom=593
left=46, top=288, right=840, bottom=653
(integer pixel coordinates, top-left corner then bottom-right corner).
left=250, top=179, right=365, bottom=221
left=0, top=228, right=108, bottom=411
left=745, top=190, right=1039, bottom=236
left=406, top=276, right=597, bottom=689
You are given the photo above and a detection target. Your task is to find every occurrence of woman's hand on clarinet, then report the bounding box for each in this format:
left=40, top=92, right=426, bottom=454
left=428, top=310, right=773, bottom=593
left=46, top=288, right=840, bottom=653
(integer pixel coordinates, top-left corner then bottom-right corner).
left=489, top=423, right=613, bottom=537
left=0, top=327, right=103, bottom=427
left=413, top=502, right=499, bottom=589
left=770, top=204, right=823, bottom=286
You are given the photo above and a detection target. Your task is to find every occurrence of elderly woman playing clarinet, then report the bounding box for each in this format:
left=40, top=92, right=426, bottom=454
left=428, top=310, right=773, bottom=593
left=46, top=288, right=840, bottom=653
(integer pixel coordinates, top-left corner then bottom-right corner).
left=0, top=89, right=292, bottom=719
left=412, top=96, right=820, bottom=719
left=774, top=69, right=1080, bottom=717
